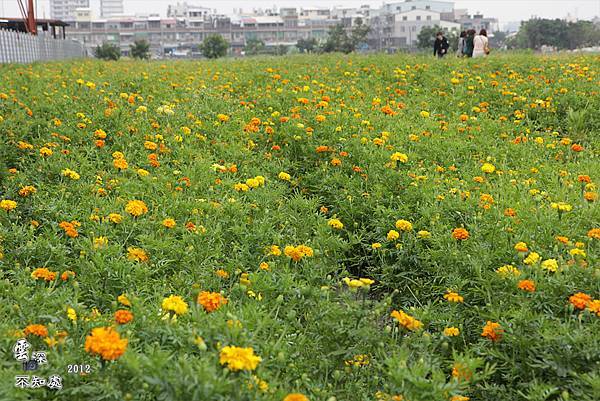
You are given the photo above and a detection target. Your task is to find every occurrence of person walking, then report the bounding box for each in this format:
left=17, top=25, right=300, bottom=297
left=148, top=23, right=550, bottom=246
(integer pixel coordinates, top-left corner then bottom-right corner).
left=456, top=31, right=467, bottom=57
left=464, top=29, right=476, bottom=57
left=473, top=29, right=490, bottom=58
left=433, top=32, right=449, bottom=58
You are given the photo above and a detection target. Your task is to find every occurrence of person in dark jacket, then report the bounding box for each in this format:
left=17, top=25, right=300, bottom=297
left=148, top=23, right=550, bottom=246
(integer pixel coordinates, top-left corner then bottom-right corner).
left=433, top=32, right=449, bottom=58
left=464, top=29, right=476, bottom=57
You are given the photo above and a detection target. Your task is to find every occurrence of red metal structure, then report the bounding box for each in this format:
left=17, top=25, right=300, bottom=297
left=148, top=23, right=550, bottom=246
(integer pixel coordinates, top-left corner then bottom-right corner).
left=16, top=0, right=37, bottom=34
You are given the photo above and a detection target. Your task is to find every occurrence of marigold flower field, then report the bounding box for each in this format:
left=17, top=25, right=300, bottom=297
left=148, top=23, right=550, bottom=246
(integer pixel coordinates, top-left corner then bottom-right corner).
left=0, top=53, right=599, bottom=401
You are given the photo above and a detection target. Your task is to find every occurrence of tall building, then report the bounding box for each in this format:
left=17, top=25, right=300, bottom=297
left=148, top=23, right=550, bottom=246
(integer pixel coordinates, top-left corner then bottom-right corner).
left=101, top=0, right=124, bottom=18
left=50, top=0, right=89, bottom=21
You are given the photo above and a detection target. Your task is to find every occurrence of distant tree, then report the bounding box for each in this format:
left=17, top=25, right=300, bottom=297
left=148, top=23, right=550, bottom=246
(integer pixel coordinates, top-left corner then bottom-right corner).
left=350, top=17, right=371, bottom=50
left=276, top=44, right=288, bottom=55
left=417, top=25, right=441, bottom=49
left=323, top=20, right=371, bottom=54
left=244, top=38, right=265, bottom=56
left=200, top=35, right=229, bottom=59
left=94, top=42, right=120, bottom=61
left=130, top=40, right=150, bottom=60
left=509, top=18, right=600, bottom=50
left=296, top=37, right=318, bottom=53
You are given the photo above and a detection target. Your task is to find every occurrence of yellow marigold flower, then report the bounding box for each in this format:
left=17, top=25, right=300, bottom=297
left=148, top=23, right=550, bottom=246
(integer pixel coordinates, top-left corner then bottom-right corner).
left=390, top=152, right=409, bottom=163
left=125, top=200, right=148, bottom=217
left=372, top=242, right=382, bottom=249
left=162, top=295, right=189, bottom=316
left=217, top=114, right=229, bottom=122
left=328, top=218, right=344, bottom=229
left=67, top=307, right=77, bottom=322
left=93, top=236, right=108, bottom=248
left=444, top=291, right=464, bottom=303
left=137, top=168, right=150, bottom=177
left=278, top=172, right=291, bottom=181
left=39, top=147, right=53, bottom=157
left=387, top=230, right=400, bottom=241
left=197, top=291, right=228, bottom=312
left=450, top=396, right=470, bottom=401
left=419, top=110, right=430, bottom=118
left=395, top=219, right=413, bottom=232
left=496, top=264, right=521, bottom=277
left=523, top=252, right=540, bottom=265
left=540, top=258, right=559, bottom=272
left=443, top=327, right=460, bottom=336
left=84, top=326, right=128, bottom=361
left=215, top=269, right=230, bottom=279
left=108, top=213, right=123, bottom=224
left=0, top=199, right=17, bottom=211
left=587, top=300, right=600, bottom=316
left=268, top=245, right=282, bottom=256
left=219, top=346, right=261, bottom=371
left=235, top=183, right=250, bottom=192
left=481, top=163, right=496, bottom=174
left=550, top=202, right=572, bottom=212
left=569, top=248, right=586, bottom=258
left=417, top=230, right=431, bottom=239
left=61, top=168, right=80, bottom=180
left=514, top=242, right=528, bottom=252
left=118, top=293, right=132, bottom=306
left=284, top=245, right=313, bottom=262
left=390, top=309, right=423, bottom=331
left=162, top=218, right=176, bottom=228
left=127, top=247, right=148, bottom=262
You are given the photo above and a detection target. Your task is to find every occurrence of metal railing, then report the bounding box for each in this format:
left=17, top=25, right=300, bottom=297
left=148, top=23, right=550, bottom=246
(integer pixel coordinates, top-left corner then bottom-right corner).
left=0, top=29, right=87, bottom=63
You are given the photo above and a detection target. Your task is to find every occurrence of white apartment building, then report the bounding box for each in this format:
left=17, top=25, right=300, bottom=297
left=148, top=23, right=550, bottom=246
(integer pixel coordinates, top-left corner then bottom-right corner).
left=100, top=0, right=124, bottom=18
left=392, top=9, right=460, bottom=47
left=50, top=0, right=89, bottom=21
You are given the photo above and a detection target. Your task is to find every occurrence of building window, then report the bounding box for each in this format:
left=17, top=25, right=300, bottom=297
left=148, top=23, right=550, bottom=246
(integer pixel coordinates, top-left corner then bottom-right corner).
left=402, top=16, right=407, bottom=21
left=416, top=16, right=421, bottom=21
left=411, top=26, right=416, bottom=31
left=427, top=16, right=431, bottom=21
left=426, top=5, right=431, bottom=10
left=401, top=26, right=405, bottom=32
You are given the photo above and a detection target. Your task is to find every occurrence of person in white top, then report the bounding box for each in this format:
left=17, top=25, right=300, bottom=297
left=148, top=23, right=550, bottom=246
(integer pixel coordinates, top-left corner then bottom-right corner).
left=472, top=29, right=489, bottom=58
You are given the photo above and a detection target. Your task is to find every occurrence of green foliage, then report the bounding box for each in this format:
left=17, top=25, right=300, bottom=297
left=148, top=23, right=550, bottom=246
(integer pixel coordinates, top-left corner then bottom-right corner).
left=323, top=19, right=371, bottom=54
left=244, top=39, right=265, bottom=56
left=0, top=53, right=599, bottom=401
left=417, top=25, right=442, bottom=49
left=93, top=42, right=120, bottom=61
left=130, top=40, right=151, bottom=60
left=200, top=35, right=229, bottom=59
left=296, top=38, right=318, bottom=53
left=509, top=18, right=600, bottom=50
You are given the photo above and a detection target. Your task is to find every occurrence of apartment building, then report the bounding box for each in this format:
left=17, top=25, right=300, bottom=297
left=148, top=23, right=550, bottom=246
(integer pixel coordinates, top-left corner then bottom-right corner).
left=50, top=0, right=89, bottom=21
left=100, top=0, right=124, bottom=18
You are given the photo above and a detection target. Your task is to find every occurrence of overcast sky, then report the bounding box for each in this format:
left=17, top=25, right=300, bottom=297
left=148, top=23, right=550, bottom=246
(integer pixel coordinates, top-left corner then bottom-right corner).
left=1, top=0, right=599, bottom=24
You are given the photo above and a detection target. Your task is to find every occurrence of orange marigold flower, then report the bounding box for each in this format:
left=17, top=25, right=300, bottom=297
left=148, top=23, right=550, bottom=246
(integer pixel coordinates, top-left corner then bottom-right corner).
left=284, top=394, right=309, bottom=401
left=127, top=247, right=148, bottom=262
left=452, top=228, right=469, bottom=240
left=114, top=309, right=134, bottom=324
left=197, top=291, right=228, bottom=312
left=61, top=270, right=76, bottom=281
left=84, top=327, right=128, bottom=361
left=569, top=292, right=591, bottom=310
left=31, top=267, right=57, bottom=282
left=504, top=208, right=516, bottom=217
left=23, top=324, right=48, bottom=337
left=517, top=279, right=535, bottom=292
left=481, top=321, right=503, bottom=342
left=588, top=228, right=600, bottom=240
left=390, top=310, right=423, bottom=331
left=571, top=144, right=584, bottom=152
